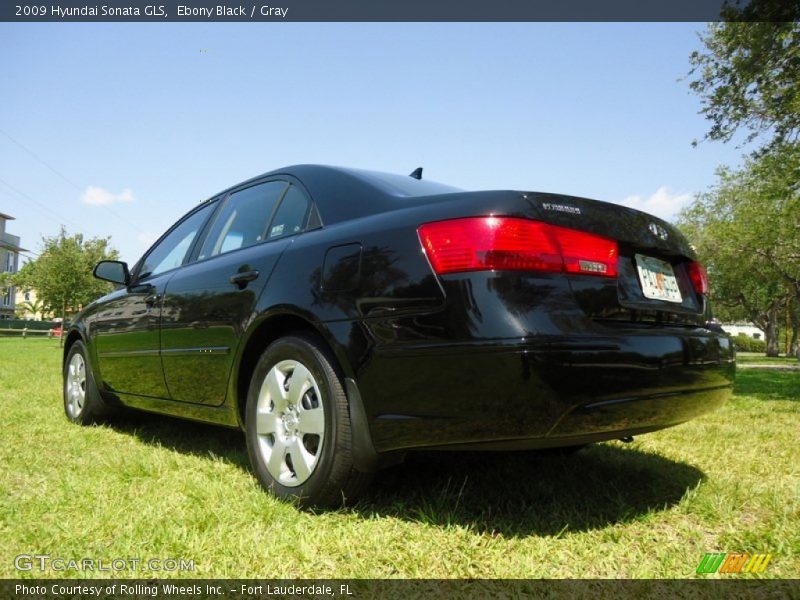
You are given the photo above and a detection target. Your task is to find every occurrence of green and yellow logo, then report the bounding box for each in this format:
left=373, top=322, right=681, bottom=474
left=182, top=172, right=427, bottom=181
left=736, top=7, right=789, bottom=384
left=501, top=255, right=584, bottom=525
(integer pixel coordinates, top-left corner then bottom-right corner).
left=696, top=552, right=772, bottom=574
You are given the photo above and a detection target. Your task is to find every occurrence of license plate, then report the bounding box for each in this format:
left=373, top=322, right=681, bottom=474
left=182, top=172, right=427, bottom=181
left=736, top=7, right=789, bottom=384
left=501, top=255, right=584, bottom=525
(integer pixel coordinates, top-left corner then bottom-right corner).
left=635, top=254, right=682, bottom=303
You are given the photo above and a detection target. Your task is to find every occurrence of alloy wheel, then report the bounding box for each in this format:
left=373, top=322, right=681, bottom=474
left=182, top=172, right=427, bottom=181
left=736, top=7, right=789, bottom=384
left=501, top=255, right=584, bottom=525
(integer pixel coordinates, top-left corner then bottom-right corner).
left=254, top=359, right=325, bottom=487
left=66, top=353, right=86, bottom=418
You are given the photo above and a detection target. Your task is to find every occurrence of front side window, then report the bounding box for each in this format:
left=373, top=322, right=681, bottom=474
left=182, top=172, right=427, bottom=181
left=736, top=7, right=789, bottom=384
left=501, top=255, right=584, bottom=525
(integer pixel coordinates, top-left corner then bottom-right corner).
left=138, top=201, right=216, bottom=279
left=198, top=181, right=287, bottom=260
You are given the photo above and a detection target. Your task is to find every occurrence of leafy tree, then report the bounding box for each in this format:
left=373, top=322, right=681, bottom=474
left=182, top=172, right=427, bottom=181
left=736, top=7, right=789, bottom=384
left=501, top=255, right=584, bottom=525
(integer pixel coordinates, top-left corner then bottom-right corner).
left=13, top=228, right=118, bottom=345
left=0, top=271, right=12, bottom=298
left=688, top=11, right=800, bottom=357
left=678, top=192, right=782, bottom=356
left=677, top=143, right=800, bottom=357
left=688, top=8, right=800, bottom=149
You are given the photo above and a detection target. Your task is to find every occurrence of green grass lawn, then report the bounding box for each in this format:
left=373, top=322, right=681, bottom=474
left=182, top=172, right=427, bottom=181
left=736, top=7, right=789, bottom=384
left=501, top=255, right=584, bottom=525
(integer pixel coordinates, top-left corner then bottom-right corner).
left=736, top=352, right=799, bottom=365
left=0, top=338, right=797, bottom=579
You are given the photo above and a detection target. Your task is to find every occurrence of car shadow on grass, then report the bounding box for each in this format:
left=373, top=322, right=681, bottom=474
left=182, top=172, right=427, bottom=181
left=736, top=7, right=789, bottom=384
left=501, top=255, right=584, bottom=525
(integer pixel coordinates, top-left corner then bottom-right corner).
left=105, top=411, right=704, bottom=537
left=352, top=444, right=705, bottom=537
left=107, top=410, right=251, bottom=469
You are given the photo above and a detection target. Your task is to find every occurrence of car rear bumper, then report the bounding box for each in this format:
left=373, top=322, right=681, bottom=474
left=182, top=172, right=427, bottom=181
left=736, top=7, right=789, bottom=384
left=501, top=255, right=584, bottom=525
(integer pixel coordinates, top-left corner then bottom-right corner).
left=359, top=328, right=735, bottom=452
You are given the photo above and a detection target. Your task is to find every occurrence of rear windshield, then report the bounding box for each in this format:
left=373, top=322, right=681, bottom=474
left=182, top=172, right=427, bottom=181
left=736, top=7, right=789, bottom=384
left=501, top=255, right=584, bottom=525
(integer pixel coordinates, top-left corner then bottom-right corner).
left=345, top=168, right=463, bottom=197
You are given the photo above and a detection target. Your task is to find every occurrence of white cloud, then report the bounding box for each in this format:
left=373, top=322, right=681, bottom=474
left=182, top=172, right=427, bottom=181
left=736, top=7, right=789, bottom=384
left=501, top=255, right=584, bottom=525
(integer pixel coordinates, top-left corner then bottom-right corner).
left=617, top=186, right=693, bottom=222
left=81, top=186, right=135, bottom=206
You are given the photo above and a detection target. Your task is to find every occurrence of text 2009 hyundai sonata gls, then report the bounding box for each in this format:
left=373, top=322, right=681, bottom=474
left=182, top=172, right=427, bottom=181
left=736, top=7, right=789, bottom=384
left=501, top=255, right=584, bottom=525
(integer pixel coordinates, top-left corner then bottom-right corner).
left=63, top=165, right=735, bottom=507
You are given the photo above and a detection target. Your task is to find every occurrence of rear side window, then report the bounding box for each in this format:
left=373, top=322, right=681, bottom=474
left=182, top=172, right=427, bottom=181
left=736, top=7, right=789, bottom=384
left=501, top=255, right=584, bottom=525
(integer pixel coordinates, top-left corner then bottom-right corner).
left=267, top=185, right=311, bottom=240
left=198, top=181, right=287, bottom=259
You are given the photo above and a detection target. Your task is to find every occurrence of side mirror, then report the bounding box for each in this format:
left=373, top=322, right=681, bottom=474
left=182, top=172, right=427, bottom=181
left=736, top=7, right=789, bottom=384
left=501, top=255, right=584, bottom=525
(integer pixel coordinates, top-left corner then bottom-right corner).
left=93, top=260, right=130, bottom=286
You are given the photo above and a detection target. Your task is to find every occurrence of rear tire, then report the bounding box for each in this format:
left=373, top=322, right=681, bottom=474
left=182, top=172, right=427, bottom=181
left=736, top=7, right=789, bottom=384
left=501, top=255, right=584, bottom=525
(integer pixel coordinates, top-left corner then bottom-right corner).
left=63, top=340, right=113, bottom=424
left=245, top=334, right=371, bottom=508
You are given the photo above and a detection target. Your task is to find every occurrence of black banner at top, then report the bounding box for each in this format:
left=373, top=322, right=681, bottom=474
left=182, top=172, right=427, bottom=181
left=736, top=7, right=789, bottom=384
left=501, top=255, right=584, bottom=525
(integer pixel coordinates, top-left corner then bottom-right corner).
left=2, top=0, right=799, bottom=22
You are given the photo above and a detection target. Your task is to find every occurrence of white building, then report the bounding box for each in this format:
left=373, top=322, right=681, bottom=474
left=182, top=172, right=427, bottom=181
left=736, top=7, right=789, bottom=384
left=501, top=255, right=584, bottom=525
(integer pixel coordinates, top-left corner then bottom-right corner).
left=0, top=212, right=26, bottom=319
left=721, top=323, right=765, bottom=340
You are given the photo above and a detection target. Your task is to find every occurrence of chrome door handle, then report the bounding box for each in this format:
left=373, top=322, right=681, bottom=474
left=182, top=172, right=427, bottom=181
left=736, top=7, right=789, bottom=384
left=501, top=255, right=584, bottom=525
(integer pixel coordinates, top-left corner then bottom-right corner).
left=230, top=270, right=260, bottom=289
left=144, top=293, right=162, bottom=306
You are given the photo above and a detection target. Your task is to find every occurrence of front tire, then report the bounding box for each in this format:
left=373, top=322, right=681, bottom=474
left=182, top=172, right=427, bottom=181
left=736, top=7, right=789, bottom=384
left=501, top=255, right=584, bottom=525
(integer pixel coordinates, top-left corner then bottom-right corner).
left=63, top=340, right=112, bottom=424
left=245, top=334, right=371, bottom=508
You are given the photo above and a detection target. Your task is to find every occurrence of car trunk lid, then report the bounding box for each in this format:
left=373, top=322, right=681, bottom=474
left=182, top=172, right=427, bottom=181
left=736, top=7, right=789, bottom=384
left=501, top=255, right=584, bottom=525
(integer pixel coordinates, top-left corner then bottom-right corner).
left=521, top=192, right=708, bottom=327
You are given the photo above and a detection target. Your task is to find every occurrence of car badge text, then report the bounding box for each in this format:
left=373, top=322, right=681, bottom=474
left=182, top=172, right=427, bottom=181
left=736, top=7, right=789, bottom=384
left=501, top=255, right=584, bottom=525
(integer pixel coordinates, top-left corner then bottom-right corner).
left=649, top=223, right=668, bottom=240
left=542, top=203, right=581, bottom=215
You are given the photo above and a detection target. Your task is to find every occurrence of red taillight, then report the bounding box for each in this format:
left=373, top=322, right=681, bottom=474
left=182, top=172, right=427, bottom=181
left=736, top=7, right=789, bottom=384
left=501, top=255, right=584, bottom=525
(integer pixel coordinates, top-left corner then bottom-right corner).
left=549, top=224, right=618, bottom=277
left=688, top=261, right=708, bottom=295
left=418, top=217, right=618, bottom=277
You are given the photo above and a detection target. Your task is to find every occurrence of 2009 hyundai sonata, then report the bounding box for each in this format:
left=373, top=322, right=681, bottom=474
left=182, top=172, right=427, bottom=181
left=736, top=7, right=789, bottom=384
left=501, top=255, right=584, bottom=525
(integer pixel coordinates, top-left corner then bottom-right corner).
left=63, top=165, right=734, bottom=507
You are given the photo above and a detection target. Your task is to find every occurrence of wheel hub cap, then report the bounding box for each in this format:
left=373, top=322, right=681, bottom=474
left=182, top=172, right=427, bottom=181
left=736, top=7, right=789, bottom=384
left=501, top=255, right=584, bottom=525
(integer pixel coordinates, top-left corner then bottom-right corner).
left=254, top=359, right=325, bottom=487
left=281, top=406, right=299, bottom=436
left=65, top=353, right=86, bottom=418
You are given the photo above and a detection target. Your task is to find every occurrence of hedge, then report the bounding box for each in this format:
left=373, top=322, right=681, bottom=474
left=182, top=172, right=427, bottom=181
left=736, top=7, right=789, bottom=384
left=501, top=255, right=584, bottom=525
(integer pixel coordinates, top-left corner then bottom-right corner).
left=733, top=334, right=767, bottom=353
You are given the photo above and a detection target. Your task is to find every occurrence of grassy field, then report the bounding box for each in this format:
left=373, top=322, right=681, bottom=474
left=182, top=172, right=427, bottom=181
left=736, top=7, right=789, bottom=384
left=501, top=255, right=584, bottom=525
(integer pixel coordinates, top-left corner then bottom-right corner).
left=736, top=352, right=800, bottom=366
left=0, top=338, right=797, bottom=579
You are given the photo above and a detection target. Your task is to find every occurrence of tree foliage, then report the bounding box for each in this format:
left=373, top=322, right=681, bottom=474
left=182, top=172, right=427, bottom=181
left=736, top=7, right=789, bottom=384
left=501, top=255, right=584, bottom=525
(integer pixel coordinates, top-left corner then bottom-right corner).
left=0, top=271, right=13, bottom=298
left=687, top=12, right=800, bottom=357
left=688, top=8, right=800, bottom=149
left=13, top=228, right=119, bottom=332
left=677, top=143, right=800, bottom=356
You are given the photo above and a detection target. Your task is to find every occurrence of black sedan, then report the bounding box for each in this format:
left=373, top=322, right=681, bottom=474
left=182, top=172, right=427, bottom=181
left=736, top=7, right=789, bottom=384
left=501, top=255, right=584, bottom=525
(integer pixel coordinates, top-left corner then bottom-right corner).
left=63, top=165, right=735, bottom=507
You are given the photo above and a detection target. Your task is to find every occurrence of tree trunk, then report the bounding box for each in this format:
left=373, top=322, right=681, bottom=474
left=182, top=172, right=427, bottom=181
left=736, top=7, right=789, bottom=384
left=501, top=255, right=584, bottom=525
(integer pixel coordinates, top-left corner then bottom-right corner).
left=764, top=301, right=781, bottom=357
left=60, top=299, right=66, bottom=348
left=791, top=296, right=800, bottom=361
left=786, top=300, right=791, bottom=355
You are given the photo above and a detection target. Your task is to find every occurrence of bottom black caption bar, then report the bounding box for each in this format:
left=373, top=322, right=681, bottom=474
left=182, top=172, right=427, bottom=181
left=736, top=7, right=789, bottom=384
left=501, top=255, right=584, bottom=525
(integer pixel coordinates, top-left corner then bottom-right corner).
left=3, top=579, right=799, bottom=599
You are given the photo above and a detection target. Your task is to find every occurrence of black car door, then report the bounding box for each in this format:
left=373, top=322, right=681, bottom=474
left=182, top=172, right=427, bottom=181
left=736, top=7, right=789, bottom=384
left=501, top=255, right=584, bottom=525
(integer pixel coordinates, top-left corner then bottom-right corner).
left=160, top=180, right=313, bottom=405
left=92, top=201, right=218, bottom=398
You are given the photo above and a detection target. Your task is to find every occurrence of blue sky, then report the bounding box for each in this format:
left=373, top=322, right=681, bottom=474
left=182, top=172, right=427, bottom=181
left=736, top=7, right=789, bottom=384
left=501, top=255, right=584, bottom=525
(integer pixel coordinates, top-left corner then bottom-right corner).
left=1, top=23, right=746, bottom=265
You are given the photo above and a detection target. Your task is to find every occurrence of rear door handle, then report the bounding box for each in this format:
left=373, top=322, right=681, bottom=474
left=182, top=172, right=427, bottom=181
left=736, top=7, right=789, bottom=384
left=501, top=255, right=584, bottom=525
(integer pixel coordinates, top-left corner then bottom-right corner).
left=230, top=270, right=260, bottom=289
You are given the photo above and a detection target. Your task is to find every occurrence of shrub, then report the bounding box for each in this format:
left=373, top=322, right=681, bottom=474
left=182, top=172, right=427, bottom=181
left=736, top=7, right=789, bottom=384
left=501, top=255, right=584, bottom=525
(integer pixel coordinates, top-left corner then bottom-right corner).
left=733, top=334, right=767, bottom=353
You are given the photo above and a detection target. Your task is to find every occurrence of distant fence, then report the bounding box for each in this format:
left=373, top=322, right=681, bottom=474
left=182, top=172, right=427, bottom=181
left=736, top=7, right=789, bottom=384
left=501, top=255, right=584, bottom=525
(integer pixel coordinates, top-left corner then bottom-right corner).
left=0, top=318, right=66, bottom=338
left=0, top=328, right=57, bottom=338
left=0, top=319, right=53, bottom=331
